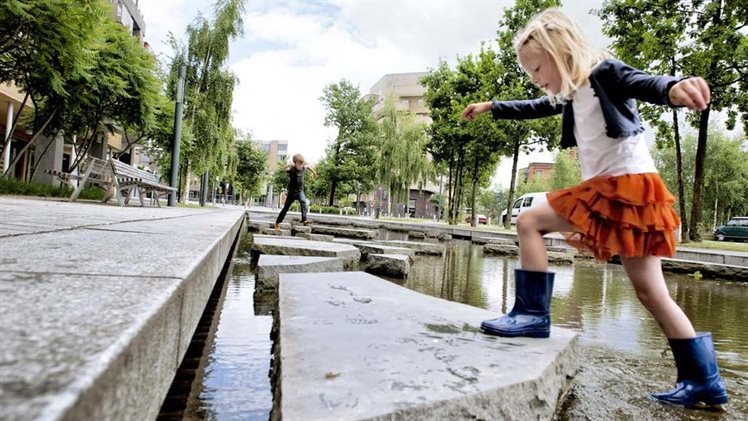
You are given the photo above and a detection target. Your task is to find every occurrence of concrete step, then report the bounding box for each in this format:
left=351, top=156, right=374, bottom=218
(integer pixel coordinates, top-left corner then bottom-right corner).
left=273, top=272, right=578, bottom=420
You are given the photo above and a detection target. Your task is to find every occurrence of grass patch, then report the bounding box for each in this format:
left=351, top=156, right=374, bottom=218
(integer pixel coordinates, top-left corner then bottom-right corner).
left=679, top=240, right=748, bottom=253
left=0, top=177, right=104, bottom=201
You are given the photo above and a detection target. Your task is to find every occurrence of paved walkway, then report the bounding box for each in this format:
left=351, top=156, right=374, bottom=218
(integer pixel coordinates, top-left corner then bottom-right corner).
left=0, top=197, right=245, bottom=420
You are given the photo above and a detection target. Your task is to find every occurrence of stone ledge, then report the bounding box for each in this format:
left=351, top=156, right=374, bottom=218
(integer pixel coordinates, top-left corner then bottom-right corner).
left=251, top=235, right=361, bottom=269
left=0, top=206, right=245, bottom=421
left=257, top=255, right=345, bottom=291
left=365, top=254, right=410, bottom=278
left=273, top=272, right=579, bottom=420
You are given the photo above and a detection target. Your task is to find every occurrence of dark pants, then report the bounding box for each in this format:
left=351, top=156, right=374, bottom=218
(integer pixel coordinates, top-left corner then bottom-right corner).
left=276, top=191, right=308, bottom=224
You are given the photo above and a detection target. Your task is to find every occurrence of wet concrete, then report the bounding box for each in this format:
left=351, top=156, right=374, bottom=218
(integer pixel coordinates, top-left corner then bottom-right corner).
left=170, top=222, right=746, bottom=420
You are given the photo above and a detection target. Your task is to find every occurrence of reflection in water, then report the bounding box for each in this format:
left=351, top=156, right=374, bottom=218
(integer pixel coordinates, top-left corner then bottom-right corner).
left=182, top=248, right=273, bottom=421
left=407, top=240, right=748, bottom=419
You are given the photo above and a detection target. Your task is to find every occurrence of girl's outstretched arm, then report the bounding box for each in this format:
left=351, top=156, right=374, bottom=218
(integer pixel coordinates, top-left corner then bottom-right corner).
left=462, top=98, right=562, bottom=121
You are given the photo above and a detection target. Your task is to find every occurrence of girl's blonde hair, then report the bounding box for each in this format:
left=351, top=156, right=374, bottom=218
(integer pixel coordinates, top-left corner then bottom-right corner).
left=514, top=8, right=609, bottom=102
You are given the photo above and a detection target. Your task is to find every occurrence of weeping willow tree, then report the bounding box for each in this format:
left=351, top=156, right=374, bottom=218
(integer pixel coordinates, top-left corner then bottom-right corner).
left=166, top=0, right=245, bottom=202
left=376, top=93, right=435, bottom=215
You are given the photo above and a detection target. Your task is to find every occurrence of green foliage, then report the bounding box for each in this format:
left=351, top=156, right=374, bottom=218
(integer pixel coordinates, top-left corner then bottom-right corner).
left=166, top=0, right=246, bottom=196
left=0, top=0, right=167, bottom=177
left=597, top=0, right=748, bottom=240
left=376, top=93, right=435, bottom=213
left=548, top=149, right=581, bottom=191
left=653, top=128, right=748, bottom=227
left=234, top=136, right=267, bottom=200
left=477, top=187, right=507, bottom=222
left=0, top=177, right=104, bottom=200
left=318, top=79, right=379, bottom=205
left=516, top=175, right=550, bottom=197
left=271, top=166, right=289, bottom=194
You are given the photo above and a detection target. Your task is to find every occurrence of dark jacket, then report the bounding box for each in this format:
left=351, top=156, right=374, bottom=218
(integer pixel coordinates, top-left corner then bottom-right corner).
left=490, top=59, right=682, bottom=149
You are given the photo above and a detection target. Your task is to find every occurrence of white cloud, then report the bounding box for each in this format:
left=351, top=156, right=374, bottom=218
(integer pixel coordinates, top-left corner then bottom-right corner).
left=138, top=0, right=609, bottom=177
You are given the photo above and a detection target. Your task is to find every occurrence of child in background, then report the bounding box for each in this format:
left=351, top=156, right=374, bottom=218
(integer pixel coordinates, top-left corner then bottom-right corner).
left=461, top=8, right=727, bottom=409
left=275, top=153, right=316, bottom=229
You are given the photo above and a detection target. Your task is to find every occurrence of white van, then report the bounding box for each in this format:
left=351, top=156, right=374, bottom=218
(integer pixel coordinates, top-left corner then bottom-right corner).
left=500, top=192, right=549, bottom=225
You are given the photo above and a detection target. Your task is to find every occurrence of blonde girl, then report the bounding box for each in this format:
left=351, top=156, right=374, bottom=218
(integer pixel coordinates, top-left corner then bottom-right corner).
left=462, top=8, right=727, bottom=409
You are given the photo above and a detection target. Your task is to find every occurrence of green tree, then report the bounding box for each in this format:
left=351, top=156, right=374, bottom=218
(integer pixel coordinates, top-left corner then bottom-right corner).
left=598, top=0, right=748, bottom=241
left=548, top=148, right=581, bottom=190
left=1, top=0, right=163, bottom=178
left=271, top=166, right=288, bottom=197
left=375, top=93, right=435, bottom=215
left=478, top=187, right=508, bottom=223
left=319, top=79, right=378, bottom=206
left=166, top=0, right=245, bottom=202
left=654, top=128, right=748, bottom=233
left=234, top=136, right=267, bottom=205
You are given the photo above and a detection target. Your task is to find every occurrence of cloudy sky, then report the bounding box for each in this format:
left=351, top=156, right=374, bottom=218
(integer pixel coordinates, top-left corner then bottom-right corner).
left=139, top=0, right=608, bottom=187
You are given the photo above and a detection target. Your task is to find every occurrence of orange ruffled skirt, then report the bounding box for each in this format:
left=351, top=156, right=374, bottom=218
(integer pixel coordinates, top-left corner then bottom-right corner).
left=547, top=173, right=680, bottom=261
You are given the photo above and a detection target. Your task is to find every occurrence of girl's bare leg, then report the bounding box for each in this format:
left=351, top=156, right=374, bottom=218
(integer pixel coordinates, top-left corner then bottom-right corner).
left=621, top=256, right=696, bottom=339
left=515, top=202, right=575, bottom=271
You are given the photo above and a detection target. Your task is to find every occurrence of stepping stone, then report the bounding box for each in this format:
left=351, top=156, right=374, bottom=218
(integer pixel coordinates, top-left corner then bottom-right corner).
left=375, top=240, right=444, bottom=256
left=257, top=255, right=345, bottom=291
left=291, top=225, right=312, bottom=235
left=274, top=272, right=578, bottom=420
left=483, top=244, right=519, bottom=256
left=365, top=254, right=410, bottom=278
left=260, top=227, right=292, bottom=236
left=547, top=251, right=574, bottom=265
left=296, top=233, right=335, bottom=242
left=437, top=232, right=452, bottom=241
left=408, top=231, right=426, bottom=239
left=311, top=225, right=378, bottom=240
left=252, top=235, right=360, bottom=269
left=472, top=236, right=516, bottom=246
left=248, top=220, right=272, bottom=232
left=332, top=239, right=415, bottom=260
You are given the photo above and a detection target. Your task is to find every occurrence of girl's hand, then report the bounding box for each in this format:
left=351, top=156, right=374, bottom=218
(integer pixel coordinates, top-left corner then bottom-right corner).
left=669, top=77, right=710, bottom=111
left=461, top=102, right=492, bottom=121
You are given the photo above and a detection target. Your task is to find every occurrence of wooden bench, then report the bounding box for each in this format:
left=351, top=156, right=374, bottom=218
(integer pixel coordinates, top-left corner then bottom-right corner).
left=109, top=159, right=176, bottom=207
left=46, top=156, right=115, bottom=202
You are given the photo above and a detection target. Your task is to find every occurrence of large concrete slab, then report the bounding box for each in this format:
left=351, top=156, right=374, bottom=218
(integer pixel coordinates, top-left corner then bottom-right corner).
left=375, top=240, right=444, bottom=256
left=275, top=272, right=578, bottom=421
left=332, top=238, right=416, bottom=259
left=365, top=254, right=410, bottom=278
left=311, top=224, right=378, bottom=240
left=251, top=235, right=361, bottom=269
left=0, top=197, right=245, bottom=421
left=256, top=255, right=345, bottom=291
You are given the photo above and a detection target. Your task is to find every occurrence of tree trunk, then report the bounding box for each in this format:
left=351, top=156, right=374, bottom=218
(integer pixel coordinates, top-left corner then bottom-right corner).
left=2, top=91, right=29, bottom=152
left=504, top=139, right=520, bottom=229
left=29, top=129, right=62, bottom=179
left=470, top=152, right=479, bottom=228
left=689, top=105, right=710, bottom=241
left=328, top=142, right=341, bottom=206
left=672, top=107, right=689, bottom=243
left=2, top=108, right=58, bottom=178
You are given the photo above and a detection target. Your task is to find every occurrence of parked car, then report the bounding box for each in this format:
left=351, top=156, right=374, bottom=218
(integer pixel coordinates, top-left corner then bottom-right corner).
left=499, top=192, right=549, bottom=225
left=713, top=216, right=748, bottom=242
left=465, top=214, right=488, bottom=225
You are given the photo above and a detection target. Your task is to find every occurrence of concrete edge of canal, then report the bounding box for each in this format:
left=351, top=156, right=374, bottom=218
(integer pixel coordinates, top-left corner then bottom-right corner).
left=0, top=207, right=246, bottom=421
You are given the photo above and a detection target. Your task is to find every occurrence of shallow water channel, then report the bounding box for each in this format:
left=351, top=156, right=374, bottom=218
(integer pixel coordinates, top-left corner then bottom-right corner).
left=160, top=230, right=747, bottom=420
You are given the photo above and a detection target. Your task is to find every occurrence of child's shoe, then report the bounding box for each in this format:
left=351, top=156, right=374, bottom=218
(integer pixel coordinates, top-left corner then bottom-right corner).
left=302, top=219, right=311, bottom=226
left=481, top=269, right=554, bottom=338
left=651, top=332, right=728, bottom=409
left=274, top=223, right=281, bottom=232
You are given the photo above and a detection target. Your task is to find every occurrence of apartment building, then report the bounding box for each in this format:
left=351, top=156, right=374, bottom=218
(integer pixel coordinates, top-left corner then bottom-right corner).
left=252, top=139, right=289, bottom=207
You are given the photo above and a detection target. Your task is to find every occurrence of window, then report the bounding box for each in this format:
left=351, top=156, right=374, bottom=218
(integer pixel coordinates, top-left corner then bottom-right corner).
left=523, top=197, right=534, bottom=207
left=513, top=199, right=523, bottom=209
left=278, top=143, right=288, bottom=151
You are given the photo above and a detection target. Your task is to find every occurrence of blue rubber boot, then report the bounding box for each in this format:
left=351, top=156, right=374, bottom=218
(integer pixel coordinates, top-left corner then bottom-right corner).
left=651, top=332, right=729, bottom=408
left=481, top=269, right=554, bottom=338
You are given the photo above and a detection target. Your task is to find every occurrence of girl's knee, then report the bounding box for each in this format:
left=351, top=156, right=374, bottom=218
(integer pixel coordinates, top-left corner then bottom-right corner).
left=516, top=211, right=536, bottom=234
left=634, top=286, right=671, bottom=310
